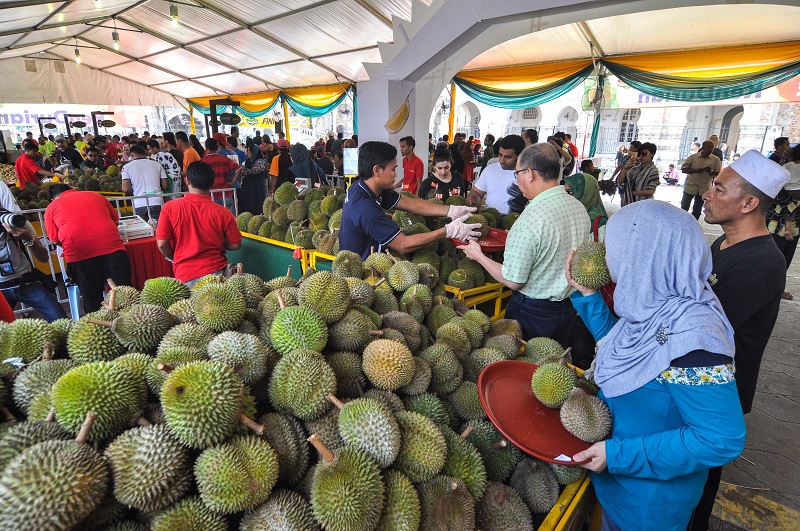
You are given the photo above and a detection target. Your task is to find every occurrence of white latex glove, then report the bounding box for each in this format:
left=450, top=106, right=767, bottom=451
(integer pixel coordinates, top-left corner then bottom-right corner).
left=445, top=218, right=481, bottom=242
left=447, top=205, right=477, bottom=220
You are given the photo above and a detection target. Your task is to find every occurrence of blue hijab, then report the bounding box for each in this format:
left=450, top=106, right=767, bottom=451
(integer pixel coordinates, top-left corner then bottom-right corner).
left=594, top=200, right=735, bottom=398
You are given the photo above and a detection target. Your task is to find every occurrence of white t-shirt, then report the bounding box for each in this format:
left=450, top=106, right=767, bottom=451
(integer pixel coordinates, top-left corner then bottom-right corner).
left=472, top=162, right=515, bottom=214
left=121, top=158, right=166, bottom=209
left=784, top=161, right=800, bottom=191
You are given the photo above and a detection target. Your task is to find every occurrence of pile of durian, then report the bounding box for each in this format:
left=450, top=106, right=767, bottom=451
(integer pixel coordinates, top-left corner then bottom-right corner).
left=0, top=255, right=589, bottom=531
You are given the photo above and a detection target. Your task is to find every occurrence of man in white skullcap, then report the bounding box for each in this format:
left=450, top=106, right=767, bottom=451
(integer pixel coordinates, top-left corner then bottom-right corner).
left=688, top=150, right=790, bottom=531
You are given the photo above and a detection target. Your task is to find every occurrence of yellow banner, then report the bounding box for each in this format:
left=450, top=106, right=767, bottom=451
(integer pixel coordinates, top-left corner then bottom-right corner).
left=284, top=84, right=351, bottom=107
left=456, top=59, right=593, bottom=90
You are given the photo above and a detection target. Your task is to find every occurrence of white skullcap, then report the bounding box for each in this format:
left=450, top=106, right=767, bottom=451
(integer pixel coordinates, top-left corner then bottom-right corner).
left=729, top=150, right=790, bottom=199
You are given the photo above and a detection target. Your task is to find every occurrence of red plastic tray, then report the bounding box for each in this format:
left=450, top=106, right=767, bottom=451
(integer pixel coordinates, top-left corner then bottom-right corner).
left=451, top=228, right=508, bottom=252
left=478, top=360, right=591, bottom=465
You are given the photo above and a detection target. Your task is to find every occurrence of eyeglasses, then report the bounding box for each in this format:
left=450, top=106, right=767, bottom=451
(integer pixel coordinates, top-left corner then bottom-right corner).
left=513, top=168, right=530, bottom=179
left=638, top=151, right=649, bottom=158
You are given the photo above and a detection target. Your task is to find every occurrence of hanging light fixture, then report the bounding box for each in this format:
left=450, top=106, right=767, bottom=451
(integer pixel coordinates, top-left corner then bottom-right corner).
left=112, top=18, right=120, bottom=50
left=170, top=3, right=179, bottom=27
left=74, top=40, right=81, bottom=64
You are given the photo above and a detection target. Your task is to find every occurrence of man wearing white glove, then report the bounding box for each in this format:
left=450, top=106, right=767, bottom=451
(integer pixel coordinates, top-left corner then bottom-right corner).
left=340, top=141, right=479, bottom=260
left=462, top=142, right=596, bottom=369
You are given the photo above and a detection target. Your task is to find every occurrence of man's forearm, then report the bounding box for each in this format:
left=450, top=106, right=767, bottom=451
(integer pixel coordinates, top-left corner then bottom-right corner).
left=398, top=196, right=449, bottom=217
left=156, top=241, right=174, bottom=260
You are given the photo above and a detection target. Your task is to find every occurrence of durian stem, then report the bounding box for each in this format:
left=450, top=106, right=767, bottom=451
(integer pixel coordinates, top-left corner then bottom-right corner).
left=106, top=278, right=117, bottom=289
left=241, top=414, right=265, bottom=435
left=285, top=265, right=293, bottom=278
left=46, top=407, right=56, bottom=422
left=0, top=407, right=16, bottom=422
left=276, top=292, right=286, bottom=311
left=370, top=246, right=375, bottom=255
left=136, top=416, right=152, bottom=427
left=248, top=291, right=265, bottom=301
left=372, top=277, right=386, bottom=288
left=157, top=363, right=175, bottom=373
left=42, top=342, right=54, bottom=361
left=217, top=274, right=225, bottom=283
left=493, top=490, right=507, bottom=505
left=307, top=433, right=335, bottom=464
left=460, top=426, right=474, bottom=439
left=560, top=347, right=573, bottom=363
left=514, top=336, right=526, bottom=345
left=75, top=411, right=97, bottom=444
left=450, top=481, right=460, bottom=492
left=327, top=394, right=345, bottom=409
left=103, top=288, right=117, bottom=312
left=385, top=249, right=398, bottom=263
left=492, top=440, right=508, bottom=450
left=368, top=330, right=383, bottom=337
left=236, top=263, right=244, bottom=275
left=85, top=319, right=113, bottom=328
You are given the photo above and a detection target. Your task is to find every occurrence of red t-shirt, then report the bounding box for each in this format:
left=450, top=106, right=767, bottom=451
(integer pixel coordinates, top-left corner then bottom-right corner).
left=106, top=144, right=119, bottom=162
left=44, top=190, right=124, bottom=262
left=155, top=193, right=242, bottom=282
left=402, top=154, right=425, bottom=195
left=14, top=154, right=41, bottom=189
left=202, top=153, right=239, bottom=199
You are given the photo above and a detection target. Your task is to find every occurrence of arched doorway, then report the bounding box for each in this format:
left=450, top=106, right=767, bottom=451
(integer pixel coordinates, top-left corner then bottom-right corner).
left=457, top=101, right=481, bottom=138
left=720, top=105, right=744, bottom=158
left=556, top=106, right=579, bottom=137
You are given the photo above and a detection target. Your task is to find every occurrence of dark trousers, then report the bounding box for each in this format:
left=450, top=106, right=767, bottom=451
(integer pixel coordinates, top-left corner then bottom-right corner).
left=687, top=466, right=722, bottom=531
left=68, top=250, right=132, bottom=314
left=772, top=232, right=798, bottom=270
left=2, top=281, right=67, bottom=322
left=681, top=192, right=704, bottom=220
left=505, top=292, right=596, bottom=369
left=134, top=204, right=161, bottom=221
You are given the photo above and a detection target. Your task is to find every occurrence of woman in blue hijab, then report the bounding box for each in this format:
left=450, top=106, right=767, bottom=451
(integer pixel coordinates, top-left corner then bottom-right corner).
left=565, top=200, right=745, bottom=531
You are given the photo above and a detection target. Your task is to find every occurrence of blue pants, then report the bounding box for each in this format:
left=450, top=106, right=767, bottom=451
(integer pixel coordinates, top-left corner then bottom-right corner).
left=213, top=196, right=236, bottom=215
left=505, top=292, right=596, bottom=369
left=2, top=281, right=67, bottom=322
left=135, top=205, right=161, bottom=221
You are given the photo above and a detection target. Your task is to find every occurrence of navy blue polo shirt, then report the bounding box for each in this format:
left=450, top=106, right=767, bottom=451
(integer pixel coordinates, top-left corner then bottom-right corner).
left=340, top=179, right=402, bottom=260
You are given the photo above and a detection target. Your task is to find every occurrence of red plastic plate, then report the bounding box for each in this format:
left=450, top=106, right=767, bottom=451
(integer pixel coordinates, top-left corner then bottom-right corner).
left=451, top=227, right=508, bottom=252
left=478, top=360, right=591, bottom=465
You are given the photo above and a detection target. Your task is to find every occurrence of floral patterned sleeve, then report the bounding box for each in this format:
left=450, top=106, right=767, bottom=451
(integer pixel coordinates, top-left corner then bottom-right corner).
left=241, top=158, right=266, bottom=176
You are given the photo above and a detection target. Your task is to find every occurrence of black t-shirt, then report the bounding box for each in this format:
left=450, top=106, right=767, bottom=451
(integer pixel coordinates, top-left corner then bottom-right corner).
left=449, top=144, right=465, bottom=174
left=710, top=234, right=786, bottom=413
left=57, top=147, right=84, bottom=170
left=169, top=148, right=184, bottom=170
left=418, top=172, right=464, bottom=202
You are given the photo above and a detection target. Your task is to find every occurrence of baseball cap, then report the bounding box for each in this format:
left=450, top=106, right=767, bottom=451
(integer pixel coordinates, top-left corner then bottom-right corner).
left=54, top=134, right=66, bottom=142
left=212, top=132, right=230, bottom=147
left=277, top=139, right=290, bottom=149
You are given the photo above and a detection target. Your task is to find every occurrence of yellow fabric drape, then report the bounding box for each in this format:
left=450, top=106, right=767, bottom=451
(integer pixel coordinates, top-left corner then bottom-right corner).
left=607, top=42, right=800, bottom=78
left=284, top=84, right=351, bottom=107
left=189, top=107, right=196, bottom=135
left=448, top=82, right=456, bottom=141
left=187, top=90, right=280, bottom=114
left=457, top=59, right=593, bottom=90
left=282, top=99, right=291, bottom=144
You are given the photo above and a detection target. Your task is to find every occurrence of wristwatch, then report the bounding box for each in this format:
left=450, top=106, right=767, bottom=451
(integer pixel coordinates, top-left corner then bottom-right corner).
left=23, top=238, right=35, bottom=247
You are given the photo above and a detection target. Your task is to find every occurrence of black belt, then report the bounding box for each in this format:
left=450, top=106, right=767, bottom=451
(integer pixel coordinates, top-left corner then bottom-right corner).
left=512, top=292, right=572, bottom=305
left=0, top=272, right=36, bottom=290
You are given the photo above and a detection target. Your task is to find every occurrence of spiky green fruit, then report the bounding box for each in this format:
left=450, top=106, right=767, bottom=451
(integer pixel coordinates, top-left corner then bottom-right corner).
left=372, top=288, right=399, bottom=314
left=364, top=251, right=394, bottom=273
left=332, top=250, right=363, bottom=278
left=247, top=214, right=268, bottom=235
left=0, top=440, right=108, bottom=530
left=167, top=297, right=195, bottom=323
left=441, top=428, right=487, bottom=499
left=237, top=211, right=255, bottom=231
left=436, top=321, right=471, bottom=356
left=147, top=346, right=208, bottom=396
left=570, top=241, right=611, bottom=289
left=194, top=283, right=246, bottom=332
left=530, top=363, right=575, bottom=409
left=476, top=482, right=534, bottom=531
left=0, top=420, right=71, bottom=470
left=426, top=304, right=457, bottom=335
left=363, top=339, right=415, bottom=391
left=380, top=311, right=421, bottom=351
left=52, top=362, right=146, bottom=441
left=420, top=343, right=463, bottom=395
left=524, top=336, right=565, bottom=362
left=560, top=388, right=612, bottom=443
left=377, top=470, right=421, bottom=531
left=462, top=420, right=521, bottom=483
left=158, top=322, right=214, bottom=354
left=489, top=319, right=522, bottom=338
left=509, top=457, right=560, bottom=514
left=67, top=319, right=126, bottom=364
left=4, top=318, right=57, bottom=363
left=327, top=308, right=376, bottom=352
left=328, top=209, right=343, bottom=231
left=398, top=357, right=432, bottom=396
left=105, top=424, right=191, bottom=512
left=112, top=352, right=153, bottom=380
left=195, top=435, right=279, bottom=514
left=274, top=181, right=298, bottom=206
left=447, top=381, right=485, bottom=421
left=394, top=411, right=447, bottom=483
left=310, top=445, right=385, bottom=531
left=151, top=496, right=227, bottom=531
left=140, top=277, right=190, bottom=308
left=483, top=335, right=520, bottom=359
left=387, top=261, right=419, bottom=292
left=298, top=271, right=351, bottom=324
left=257, top=412, right=310, bottom=486
left=464, top=348, right=505, bottom=382
left=208, top=331, right=275, bottom=386
left=103, top=285, right=141, bottom=310
left=404, top=393, right=451, bottom=431
left=241, top=489, right=320, bottom=531
left=226, top=272, right=268, bottom=309
left=268, top=349, right=335, bottom=421
left=458, top=258, right=486, bottom=287
left=346, top=277, right=375, bottom=307
left=270, top=306, right=328, bottom=355
left=161, top=361, right=244, bottom=449
left=363, top=388, right=406, bottom=415
left=454, top=316, right=484, bottom=350
left=12, top=359, right=76, bottom=417
left=338, top=397, right=401, bottom=468
left=447, top=269, right=475, bottom=291
left=106, top=304, right=177, bottom=352
left=417, top=475, right=476, bottom=531
left=548, top=461, right=585, bottom=485
left=303, top=405, right=344, bottom=451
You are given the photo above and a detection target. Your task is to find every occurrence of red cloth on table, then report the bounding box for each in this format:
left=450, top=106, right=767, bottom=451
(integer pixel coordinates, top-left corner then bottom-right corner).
left=124, top=236, right=173, bottom=290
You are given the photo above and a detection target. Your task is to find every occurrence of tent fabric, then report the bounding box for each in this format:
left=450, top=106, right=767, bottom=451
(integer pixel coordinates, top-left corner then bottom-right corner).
left=187, top=84, right=353, bottom=118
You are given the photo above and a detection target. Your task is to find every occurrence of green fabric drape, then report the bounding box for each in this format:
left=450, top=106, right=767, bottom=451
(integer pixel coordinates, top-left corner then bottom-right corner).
left=352, top=86, right=358, bottom=135
left=588, top=73, right=605, bottom=157
left=187, top=101, right=279, bottom=119
left=453, top=65, right=594, bottom=109
left=600, top=60, right=800, bottom=102
left=283, top=88, right=353, bottom=118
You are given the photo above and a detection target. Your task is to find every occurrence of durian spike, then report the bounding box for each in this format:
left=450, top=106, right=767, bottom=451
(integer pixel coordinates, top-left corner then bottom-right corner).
left=459, top=426, right=474, bottom=439
left=307, top=433, right=335, bottom=464
left=75, top=411, right=98, bottom=444
left=46, top=407, right=57, bottom=422
left=327, top=394, right=345, bottom=410
left=248, top=291, right=265, bottom=301
left=0, top=407, right=16, bottom=422
left=107, top=278, right=117, bottom=289
left=368, top=330, right=383, bottom=337
left=276, top=292, right=286, bottom=311
left=157, top=363, right=175, bottom=373
left=85, top=319, right=113, bottom=328
left=240, top=414, right=265, bottom=436
left=42, top=342, right=54, bottom=361
left=136, top=416, right=152, bottom=427
left=492, top=439, right=508, bottom=450
left=385, top=249, right=398, bottom=263
left=236, top=263, right=244, bottom=275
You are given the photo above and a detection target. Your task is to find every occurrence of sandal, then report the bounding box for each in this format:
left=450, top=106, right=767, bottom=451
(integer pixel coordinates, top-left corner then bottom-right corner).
left=782, top=291, right=794, bottom=300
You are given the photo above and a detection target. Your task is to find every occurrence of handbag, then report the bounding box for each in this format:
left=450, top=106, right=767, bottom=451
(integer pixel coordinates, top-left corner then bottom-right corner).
left=592, top=215, right=616, bottom=315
